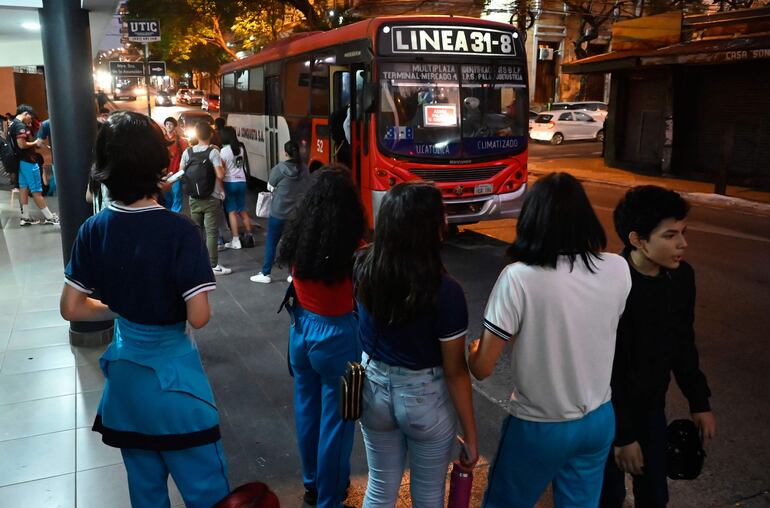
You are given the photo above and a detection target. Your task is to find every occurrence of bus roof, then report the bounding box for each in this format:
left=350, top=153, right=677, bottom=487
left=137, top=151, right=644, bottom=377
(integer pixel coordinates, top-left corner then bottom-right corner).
left=220, top=15, right=520, bottom=73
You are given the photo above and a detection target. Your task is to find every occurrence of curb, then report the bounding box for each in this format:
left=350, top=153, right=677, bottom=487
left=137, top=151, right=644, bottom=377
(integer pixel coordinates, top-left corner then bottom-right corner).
left=528, top=168, right=770, bottom=217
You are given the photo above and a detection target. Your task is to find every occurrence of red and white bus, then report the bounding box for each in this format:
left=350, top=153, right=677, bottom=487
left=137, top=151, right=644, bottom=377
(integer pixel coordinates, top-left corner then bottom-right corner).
left=220, top=16, right=529, bottom=225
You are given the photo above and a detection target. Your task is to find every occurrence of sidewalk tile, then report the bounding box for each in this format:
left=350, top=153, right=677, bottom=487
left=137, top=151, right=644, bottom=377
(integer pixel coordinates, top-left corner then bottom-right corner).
left=12, top=309, right=68, bottom=331
left=1, top=345, right=76, bottom=375
left=0, top=367, right=75, bottom=405
left=76, top=464, right=184, bottom=508
left=76, top=427, right=122, bottom=471
left=0, top=473, right=74, bottom=508
left=0, top=395, right=76, bottom=442
left=7, top=325, right=69, bottom=350
left=0, top=430, right=75, bottom=487
left=76, top=390, right=102, bottom=429
left=76, top=363, right=104, bottom=393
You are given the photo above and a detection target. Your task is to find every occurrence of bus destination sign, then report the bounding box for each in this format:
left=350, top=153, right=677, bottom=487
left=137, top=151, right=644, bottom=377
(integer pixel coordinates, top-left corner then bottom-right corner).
left=380, top=25, right=518, bottom=57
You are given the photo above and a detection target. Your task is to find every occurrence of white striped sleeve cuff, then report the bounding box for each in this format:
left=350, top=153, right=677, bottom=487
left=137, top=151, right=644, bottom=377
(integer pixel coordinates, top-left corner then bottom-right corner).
left=439, top=328, right=468, bottom=342
left=483, top=319, right=512, bottom=341
left=183, top=282, right=217, bottom=301
left=64, top=276, right=93, bottom=295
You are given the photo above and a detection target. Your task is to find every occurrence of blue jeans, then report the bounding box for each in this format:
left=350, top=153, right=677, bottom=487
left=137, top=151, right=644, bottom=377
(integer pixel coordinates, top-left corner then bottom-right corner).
left=360, top=354, right=457, bottom=508
left=483, top=401, right=615, bottom=508
left=261, top=215, right=285, bottom=275
left=288, top=304, right=360, bottom=508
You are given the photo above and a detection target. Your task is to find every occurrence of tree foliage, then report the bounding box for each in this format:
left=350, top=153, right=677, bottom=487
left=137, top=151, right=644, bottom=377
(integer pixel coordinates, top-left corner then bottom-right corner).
left=125, top=0, right=331, bottom=73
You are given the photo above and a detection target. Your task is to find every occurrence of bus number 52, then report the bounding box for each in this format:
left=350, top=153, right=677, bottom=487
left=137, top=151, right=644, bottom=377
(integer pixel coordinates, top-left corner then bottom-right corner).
left=317, top=139, right=324, bottom=153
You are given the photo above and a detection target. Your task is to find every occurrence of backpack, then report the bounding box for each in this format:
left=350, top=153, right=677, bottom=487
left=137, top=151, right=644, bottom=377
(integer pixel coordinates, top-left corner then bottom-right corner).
left=181, top=146, right=216, bottom=198
left=0, top=132, right=19, bottom=174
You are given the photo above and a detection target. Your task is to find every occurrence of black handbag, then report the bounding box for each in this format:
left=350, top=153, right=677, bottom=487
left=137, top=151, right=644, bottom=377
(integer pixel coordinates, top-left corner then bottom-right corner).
left=339, top=361, right=365, bottom=421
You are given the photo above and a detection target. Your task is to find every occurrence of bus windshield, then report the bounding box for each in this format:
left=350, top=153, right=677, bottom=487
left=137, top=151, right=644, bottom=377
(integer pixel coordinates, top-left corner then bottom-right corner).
left=378, top=62, right=528, bottom=160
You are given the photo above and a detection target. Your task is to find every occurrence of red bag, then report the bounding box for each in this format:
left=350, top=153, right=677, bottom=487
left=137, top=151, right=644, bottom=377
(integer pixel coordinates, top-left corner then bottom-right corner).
left=215, top=482, right=280, bottom=508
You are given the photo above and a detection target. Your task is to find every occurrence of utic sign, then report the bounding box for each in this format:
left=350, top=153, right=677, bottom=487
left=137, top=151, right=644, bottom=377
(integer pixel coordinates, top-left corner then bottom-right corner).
left=127, top=19, right=161, bottom=43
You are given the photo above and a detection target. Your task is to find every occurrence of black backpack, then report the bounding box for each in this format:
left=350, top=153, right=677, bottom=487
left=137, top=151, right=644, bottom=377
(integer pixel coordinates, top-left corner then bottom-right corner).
left=181, top=146, right=216, bottom=198
left=0, top=131, right=20, bottom=174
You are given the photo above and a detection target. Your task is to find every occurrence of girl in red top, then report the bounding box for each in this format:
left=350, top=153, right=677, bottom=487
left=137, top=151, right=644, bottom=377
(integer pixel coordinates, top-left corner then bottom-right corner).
left=163, top=116, right=188, bottom=213
left=277, top=166, right=366, bottom=508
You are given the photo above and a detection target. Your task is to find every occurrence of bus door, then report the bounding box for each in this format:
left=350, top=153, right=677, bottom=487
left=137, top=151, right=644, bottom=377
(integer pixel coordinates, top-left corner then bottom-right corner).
left=329, top=66, right=352, bottom=173
left=265, top=75, right=281, bottom=170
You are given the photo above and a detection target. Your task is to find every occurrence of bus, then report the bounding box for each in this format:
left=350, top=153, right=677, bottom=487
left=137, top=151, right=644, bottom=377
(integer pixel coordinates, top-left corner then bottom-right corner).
left=220, top=16, right=529, bottom=225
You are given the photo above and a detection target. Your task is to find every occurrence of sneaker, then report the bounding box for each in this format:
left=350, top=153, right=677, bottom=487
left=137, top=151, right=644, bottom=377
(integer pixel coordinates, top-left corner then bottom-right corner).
left=217, top=243, right=227, bottom=252
left=19, top=217, right=39, bottom=226
left=212, top=264, right=232, bottom=275
left=303, top=488, right=317, bottom=506
left=42, top=213, right=59, bottom=225
left=225, top=237, right=242, bottom=250
left=249, top=272, right=271, bottom=284
left=287, top=275, right=293, bottom=283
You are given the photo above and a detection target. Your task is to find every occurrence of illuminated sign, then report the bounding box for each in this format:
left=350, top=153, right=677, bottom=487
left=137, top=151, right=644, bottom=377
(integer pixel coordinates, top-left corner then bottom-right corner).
left=423, top=105, right=457, bottom=127
left=379, top=25, right=519, bottom=57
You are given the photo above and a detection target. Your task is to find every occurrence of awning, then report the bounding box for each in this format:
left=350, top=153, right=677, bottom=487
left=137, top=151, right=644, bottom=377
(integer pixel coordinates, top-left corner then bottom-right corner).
left=563, top=34, right=770, bottom=74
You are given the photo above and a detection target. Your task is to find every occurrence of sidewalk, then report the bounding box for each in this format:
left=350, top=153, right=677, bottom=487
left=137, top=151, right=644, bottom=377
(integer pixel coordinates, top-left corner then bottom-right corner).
left=528, top=157, right=770, bottom=216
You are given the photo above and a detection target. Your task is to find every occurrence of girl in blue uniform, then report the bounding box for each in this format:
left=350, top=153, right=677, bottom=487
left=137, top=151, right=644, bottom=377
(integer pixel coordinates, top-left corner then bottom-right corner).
left=60, top=111, right=230, bottom=508
left=277, top=167, right=366, bottom=508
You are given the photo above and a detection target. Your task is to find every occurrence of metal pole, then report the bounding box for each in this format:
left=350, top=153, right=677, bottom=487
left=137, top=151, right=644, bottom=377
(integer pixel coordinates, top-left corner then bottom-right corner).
left=39, top=0, right=113, bottom=346
left=144, top=43, right=152, bottom=118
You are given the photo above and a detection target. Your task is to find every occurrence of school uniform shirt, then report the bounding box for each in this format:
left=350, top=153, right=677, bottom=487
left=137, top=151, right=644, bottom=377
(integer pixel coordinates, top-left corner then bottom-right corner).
left=65, top=202, right=216, bottom=325
left=180, top=143, right=224, bottom=200
left=64, top=203, right=221, bottom=450
left=358, top=273, right=468, bottom=370
left=483, top=254, right=631, bottom=422
left=220, top=145, right=246, bottom=183
left=8, top=119, right=37, bottom=162
left=165, top=133, right=188, bottom=175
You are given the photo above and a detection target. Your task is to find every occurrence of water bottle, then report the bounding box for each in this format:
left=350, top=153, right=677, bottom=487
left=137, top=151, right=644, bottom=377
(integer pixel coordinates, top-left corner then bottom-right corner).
left=447, top=461, right=473, bottom=508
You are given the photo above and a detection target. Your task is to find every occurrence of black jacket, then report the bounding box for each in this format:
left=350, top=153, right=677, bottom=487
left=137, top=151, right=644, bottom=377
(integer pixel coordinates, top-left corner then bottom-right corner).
left=611, top=256, right=711, bottom=446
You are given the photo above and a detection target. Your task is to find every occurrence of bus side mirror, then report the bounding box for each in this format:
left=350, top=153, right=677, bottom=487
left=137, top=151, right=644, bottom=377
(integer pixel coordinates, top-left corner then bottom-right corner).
left=362, top=83, right=377, bottom=113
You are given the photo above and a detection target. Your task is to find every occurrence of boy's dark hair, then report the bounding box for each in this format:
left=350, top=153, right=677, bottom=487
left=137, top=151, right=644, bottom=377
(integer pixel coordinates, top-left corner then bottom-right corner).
left=614, top=185, right=689, bottom=253
left=356, top=182, right=446, bottom=325
left=508, top=172, right=606, bottom=272
left=98, top=108, right=110, bottom=115
left=284, top=140, right=299, bottom=161
left=92, top=111, right=169, bottom=205
left=214, top=117, right=226, bottom=130
left=277, top=166, right=365, bottom=284
left=196, top=121, right=213, bottom=141
left=163, top=116, right=177, bottom=127
left=16, top=104, right=38, bottom=118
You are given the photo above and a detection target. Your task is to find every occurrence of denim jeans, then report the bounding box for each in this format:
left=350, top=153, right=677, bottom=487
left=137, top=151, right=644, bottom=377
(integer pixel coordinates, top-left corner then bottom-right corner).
left=360, top=353, right=457, bottom=508
left=261, top=215, right=285, bottom=275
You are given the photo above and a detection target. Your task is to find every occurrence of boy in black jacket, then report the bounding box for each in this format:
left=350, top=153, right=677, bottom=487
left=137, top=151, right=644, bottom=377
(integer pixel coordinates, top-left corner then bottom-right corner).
left=600, top=186, right=716, bottom=507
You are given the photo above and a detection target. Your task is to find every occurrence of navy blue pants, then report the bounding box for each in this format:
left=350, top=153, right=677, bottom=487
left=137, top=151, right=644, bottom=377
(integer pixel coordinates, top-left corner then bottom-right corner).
left=599, top=409, right=669, bottom=508
left=262, top=215, right=285, bottom=275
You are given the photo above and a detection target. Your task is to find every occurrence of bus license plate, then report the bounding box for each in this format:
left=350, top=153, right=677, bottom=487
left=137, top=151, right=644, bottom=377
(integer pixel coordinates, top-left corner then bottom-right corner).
left=474, top=184, right=493, bottom=195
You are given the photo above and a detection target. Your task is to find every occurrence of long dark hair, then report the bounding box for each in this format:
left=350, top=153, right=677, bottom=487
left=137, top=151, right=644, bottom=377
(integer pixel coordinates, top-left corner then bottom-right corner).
left=92, top=111, right=168, bottom=205
left=508, top=172, right=606, bottom=271
left=356, top=182, right=445, bottom=325
left=220, top=126, right=241, bottom=156
left=277, top=166, right=365, bottom=284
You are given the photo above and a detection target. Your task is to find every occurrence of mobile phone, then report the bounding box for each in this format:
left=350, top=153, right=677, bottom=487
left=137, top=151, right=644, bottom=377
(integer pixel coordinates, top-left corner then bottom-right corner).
left=165, top=170, right=184, bottom=184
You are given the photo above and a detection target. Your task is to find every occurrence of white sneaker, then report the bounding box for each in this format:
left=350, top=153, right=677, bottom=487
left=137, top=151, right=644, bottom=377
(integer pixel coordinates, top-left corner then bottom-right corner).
left=20, top=217, right=39, bottom=227
left=42, top=213, right=59, bottom=226
left=217, top=243, right=227, bottom=252
left=249, top=272, right=271, bottom=284
left=287, top=275, right=293, bottom=283
left=212, top=264, right=232, bottom=275
left=225, top=237, right=242, bottom=250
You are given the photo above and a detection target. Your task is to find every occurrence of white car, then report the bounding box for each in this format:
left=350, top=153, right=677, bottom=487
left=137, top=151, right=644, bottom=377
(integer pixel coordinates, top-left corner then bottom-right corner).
left=529, top=111, right=604, bottom=145
left=550, top=101, right=608, bottom=120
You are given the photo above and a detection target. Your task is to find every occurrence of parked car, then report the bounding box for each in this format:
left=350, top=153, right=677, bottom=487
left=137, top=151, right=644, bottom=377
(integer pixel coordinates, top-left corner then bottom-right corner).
left=202, top=93, right=220, bottom=112
left=176, top=111, right=215, bottom=142
left=155, top=91, right=172, bottom=106
left=175, top=88, right=190, bottom=104
left=529, top=111, right=604, bottom=145
left=187, top=90, right=205, bottom=106
left=549, top=101, right=608, bottom=120
left=528, top=110, right=539, bottom=130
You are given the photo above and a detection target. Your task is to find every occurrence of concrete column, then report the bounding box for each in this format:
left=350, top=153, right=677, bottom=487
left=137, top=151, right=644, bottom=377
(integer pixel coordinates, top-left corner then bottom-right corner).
left=39, top=0, right=112, bottom=346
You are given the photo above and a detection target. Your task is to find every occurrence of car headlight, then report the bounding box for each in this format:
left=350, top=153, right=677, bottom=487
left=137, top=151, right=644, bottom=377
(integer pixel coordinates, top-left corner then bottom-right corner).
left=185, top=128, right=195, bottom=139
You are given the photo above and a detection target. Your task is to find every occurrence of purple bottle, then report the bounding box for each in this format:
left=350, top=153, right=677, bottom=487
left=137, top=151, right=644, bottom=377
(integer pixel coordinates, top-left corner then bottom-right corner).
left=447, top=461, right=474, bottom=508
